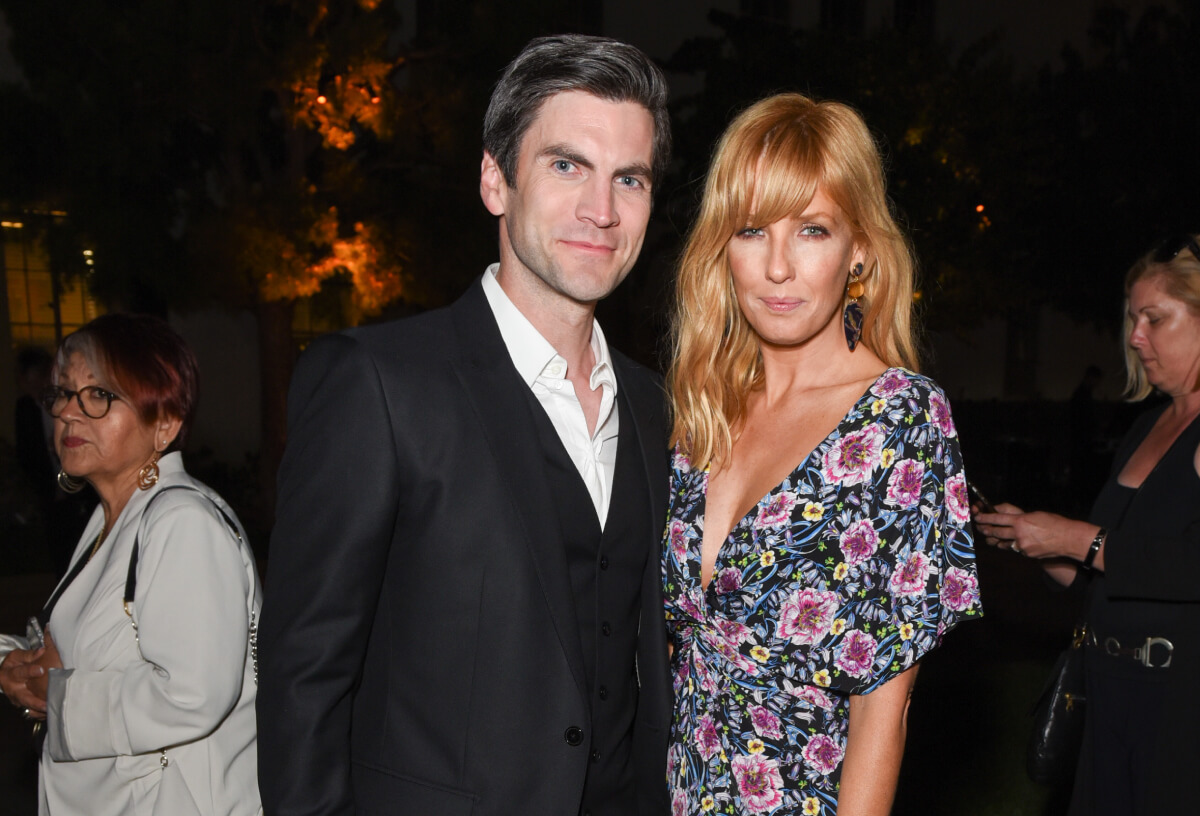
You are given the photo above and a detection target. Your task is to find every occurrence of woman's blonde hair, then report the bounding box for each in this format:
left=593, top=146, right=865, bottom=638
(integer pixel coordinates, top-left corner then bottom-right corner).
left=1122, top=235, right=1200, bottom=400
left=668, top=93, right=919, bottom=470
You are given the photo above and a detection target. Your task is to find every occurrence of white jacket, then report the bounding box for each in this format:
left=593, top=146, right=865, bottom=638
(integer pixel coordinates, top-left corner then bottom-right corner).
left=9, top=454, right=262, bottom=816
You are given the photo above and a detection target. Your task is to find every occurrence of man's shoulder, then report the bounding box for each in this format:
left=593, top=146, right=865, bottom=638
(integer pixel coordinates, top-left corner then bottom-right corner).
left=315, top=282, right=484, bottom=362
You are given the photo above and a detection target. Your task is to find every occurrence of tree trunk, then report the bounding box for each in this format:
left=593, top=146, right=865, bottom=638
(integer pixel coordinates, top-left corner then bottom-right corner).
left=255, top=298, right=296, bottom=532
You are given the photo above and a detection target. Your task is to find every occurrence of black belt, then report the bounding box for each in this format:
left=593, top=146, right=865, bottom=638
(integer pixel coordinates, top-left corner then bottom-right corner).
left=1085, top=631, right=1174, bottom=668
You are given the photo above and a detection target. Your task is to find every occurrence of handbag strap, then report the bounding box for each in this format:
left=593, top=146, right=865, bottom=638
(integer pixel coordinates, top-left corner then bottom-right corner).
left=123, top=484, right=242, bottom=608
left=38, top=537, right=96, bottom=628
left=122, top=484, right=258, bottom=687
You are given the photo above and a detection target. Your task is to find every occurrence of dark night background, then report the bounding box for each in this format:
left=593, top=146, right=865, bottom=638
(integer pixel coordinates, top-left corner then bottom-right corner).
left=1, top=1, right=1198, bottom=813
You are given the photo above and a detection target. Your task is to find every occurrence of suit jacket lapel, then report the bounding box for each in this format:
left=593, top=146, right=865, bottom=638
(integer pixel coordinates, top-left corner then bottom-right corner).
left=447, top=280, right=589, bottom=703
left=611, top=357, right=669, bottom=532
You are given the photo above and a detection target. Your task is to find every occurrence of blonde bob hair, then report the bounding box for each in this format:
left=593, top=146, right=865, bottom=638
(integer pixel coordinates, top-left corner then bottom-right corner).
left=669, top=93, right=920, bottom=470
left=1122, top=235, right=1200, bottom=400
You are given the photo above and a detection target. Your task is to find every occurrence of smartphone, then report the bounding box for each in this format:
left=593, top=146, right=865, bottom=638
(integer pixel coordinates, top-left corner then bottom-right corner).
left=25, top=616, right=45, bottom=650
left=966, top=479, right=995, bottom=514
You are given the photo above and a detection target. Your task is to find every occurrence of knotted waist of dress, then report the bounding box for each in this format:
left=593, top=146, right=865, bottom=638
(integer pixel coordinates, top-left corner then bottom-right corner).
left=672, top=618, right=836, bottom=708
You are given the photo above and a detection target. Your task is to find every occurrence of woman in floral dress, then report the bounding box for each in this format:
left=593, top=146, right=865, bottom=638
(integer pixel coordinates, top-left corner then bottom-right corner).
left=664, top=93, right=981, bottom=816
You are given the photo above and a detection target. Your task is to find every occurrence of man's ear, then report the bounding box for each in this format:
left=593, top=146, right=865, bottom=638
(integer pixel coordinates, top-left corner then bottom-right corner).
left=480, top=152, right=508, bottom=217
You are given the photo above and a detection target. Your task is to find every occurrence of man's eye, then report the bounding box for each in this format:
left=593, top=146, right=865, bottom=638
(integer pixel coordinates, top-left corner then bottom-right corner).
left=553, top=159, right=574, bottom=172
left=617, top=176, right=643, bottom=189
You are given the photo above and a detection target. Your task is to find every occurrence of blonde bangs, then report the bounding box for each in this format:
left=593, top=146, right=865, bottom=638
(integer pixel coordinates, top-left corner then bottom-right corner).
left=670, top=93, right=921, bottom=471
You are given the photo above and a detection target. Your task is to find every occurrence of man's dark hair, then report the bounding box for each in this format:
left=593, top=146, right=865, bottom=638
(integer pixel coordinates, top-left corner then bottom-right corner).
left=483, top=34, right=671, bottom=190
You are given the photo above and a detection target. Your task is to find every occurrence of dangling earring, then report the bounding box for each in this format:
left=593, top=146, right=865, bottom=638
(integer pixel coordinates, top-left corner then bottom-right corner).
left=57, top=470, right=86, bottom=494
left=843, top=262, right=865, bottom=352
left=138, top=450, right=161, bottom=490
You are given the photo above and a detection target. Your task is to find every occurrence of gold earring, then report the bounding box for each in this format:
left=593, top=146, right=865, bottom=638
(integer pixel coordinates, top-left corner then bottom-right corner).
left=138, top=450, right=161, bottom=490
left=57, top=470, right=86, bottom=494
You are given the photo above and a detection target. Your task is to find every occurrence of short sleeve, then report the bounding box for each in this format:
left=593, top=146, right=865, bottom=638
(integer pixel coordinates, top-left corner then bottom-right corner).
left=775, top=377, right=982, bottom=697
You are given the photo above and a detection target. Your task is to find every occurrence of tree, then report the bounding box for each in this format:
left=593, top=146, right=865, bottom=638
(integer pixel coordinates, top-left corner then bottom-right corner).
left=0, top=0, right=419, bottom=520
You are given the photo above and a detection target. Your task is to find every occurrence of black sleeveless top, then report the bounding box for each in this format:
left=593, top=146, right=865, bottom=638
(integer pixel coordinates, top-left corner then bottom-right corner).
left=1084, top=403, right=1200, bottom=654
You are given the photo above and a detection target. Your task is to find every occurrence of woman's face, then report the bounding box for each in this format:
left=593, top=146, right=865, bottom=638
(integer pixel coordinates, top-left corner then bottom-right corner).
left=1128, top=274, right=1200, bottom=396
left=727, top=187, right=863, bottom=351
left=54, top=351, right=165, bottom=495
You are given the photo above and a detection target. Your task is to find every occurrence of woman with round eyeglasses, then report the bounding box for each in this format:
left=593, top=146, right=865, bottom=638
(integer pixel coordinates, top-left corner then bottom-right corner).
left=975, top=234, right=1200, bottom=814
left=0, top=313, right=262, bottom=816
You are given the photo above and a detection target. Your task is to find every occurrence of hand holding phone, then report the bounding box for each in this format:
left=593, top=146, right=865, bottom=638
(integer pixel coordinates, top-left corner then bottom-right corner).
left=966, top=479, right=995, bottom=514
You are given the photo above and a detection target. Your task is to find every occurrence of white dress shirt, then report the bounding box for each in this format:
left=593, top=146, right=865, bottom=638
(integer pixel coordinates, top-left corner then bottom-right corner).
left=482, top=264, right=619, bottom=528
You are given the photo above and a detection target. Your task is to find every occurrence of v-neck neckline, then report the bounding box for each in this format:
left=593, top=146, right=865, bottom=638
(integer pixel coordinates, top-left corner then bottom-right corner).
left=695, top=367, right=902, bottom=592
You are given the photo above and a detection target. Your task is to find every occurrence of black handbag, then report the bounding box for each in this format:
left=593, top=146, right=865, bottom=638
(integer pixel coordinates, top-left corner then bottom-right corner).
left=1027, top=624, right=1087, bottom=784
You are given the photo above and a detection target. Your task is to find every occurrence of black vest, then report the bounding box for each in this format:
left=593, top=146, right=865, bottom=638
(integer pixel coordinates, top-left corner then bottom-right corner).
left=523, top=387, right=652, bottom=816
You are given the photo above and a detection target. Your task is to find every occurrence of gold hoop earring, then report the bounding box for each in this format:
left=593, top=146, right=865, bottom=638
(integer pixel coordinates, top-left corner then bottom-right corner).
left=57, top=470, right=86, bottom=494
left=138, top=451, right=161, bottom=490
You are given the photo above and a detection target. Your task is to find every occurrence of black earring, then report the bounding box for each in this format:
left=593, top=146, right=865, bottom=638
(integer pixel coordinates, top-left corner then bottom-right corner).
left=843, top=262, right=865, bottom=351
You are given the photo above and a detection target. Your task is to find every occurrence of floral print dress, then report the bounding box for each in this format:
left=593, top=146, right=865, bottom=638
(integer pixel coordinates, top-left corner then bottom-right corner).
left=663, top=369, right=981, bottom=816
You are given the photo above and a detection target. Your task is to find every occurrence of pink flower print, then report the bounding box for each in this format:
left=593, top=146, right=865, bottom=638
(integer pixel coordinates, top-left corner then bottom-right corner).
left=801, top=733, right=845, bottom=776
left=714, top=617, right=753, bottom=645
left=942, top=566, right=980, bottom=612
left=822, top=424, right=885, bottom=487
left=695, top=714, right=722, bottom=760
left=794, top=685, right=835, bottom=710
left=885, top=458, right=925, bottom=508
left=777, top=588, right=839, bottom=646
left=839, top=519, right=880, bottom=566
left=673, top=449, right=692, bottom=473
left=890, top=551, right=932, bottom=597
left=944, top=472, right=970, bottom=525
left=731, top=753, right=786, bottom=813
left=748, top=704, right=783, bottom=739
left=871, top=369, right=912, bottom=398
left=672, top=788, right=688, bottom=816
left=754, top=491, right=798, bottom=528
left=834, top=628, right=878, bottom=678
left=927, top=390, right=957, bottom=437
left=676, top=590, right=704, bottom=622
left=668, top=519, right=690, bottom=562
left=701, top=627, right=760, bottom=674
left=715, top=567, right=742, bottom=595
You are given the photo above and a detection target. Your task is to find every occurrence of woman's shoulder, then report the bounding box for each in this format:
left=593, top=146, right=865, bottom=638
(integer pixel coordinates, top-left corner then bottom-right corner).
left=142, top=458, right=241, bottom=533
left=863, top=369, right=952, bottom=413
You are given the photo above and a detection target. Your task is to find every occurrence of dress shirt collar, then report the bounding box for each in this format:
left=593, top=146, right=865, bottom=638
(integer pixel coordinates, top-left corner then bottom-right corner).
left=481, top=264, right=617, bottom=392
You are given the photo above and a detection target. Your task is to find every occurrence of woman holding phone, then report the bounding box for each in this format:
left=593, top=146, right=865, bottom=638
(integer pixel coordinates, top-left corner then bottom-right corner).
left=975, top=234, right=1200, bottom=814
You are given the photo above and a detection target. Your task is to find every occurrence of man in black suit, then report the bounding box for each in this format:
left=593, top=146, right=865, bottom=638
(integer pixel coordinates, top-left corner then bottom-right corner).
left=257, top=35, right=672, bottom=816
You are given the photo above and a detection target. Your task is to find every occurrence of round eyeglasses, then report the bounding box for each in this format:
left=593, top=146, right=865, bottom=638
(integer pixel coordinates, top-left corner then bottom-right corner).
left=41, top=386, right=123, bottom=419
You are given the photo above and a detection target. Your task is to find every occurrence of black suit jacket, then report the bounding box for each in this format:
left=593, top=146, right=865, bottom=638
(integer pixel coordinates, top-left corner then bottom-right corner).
left=257, top=279, right=672, bottom=816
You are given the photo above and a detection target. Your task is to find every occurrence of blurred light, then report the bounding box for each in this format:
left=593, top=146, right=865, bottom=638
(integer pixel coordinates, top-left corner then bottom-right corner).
left=371, top=96, right=381, bottom=104
left=82, top=249, right=94, bottom=256
left=1, top=221, right=24, bottom=229
left=316, top=95, right=328, bottom=105
left=975, top=204, right=985, bottom=213
left=913, top=290, right=923, bottom=301
left=85, top=259, right=94, bottom=266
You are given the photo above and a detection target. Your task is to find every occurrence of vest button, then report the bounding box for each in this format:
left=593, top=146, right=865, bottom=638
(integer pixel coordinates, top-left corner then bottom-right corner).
left=601, top=622, right=611, bottom=636
left=590, top=748, right=601, bottom=762
left=564, top=726, right=584, bottom=746
left=599, top=556, right=609, bottom=570
left=598, top=685, right=608, bottom=700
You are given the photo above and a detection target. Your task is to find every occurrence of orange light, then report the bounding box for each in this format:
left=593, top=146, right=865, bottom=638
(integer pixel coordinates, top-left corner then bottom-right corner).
left=316, top=95, right=328, bottom=105
left=975, top=204, right=985, bottom=213
left=371, top=96, right=381, bottom=104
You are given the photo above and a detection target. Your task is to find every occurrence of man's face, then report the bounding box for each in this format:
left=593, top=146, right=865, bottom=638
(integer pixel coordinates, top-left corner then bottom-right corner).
left=481, top=91, right=655, bottom=309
